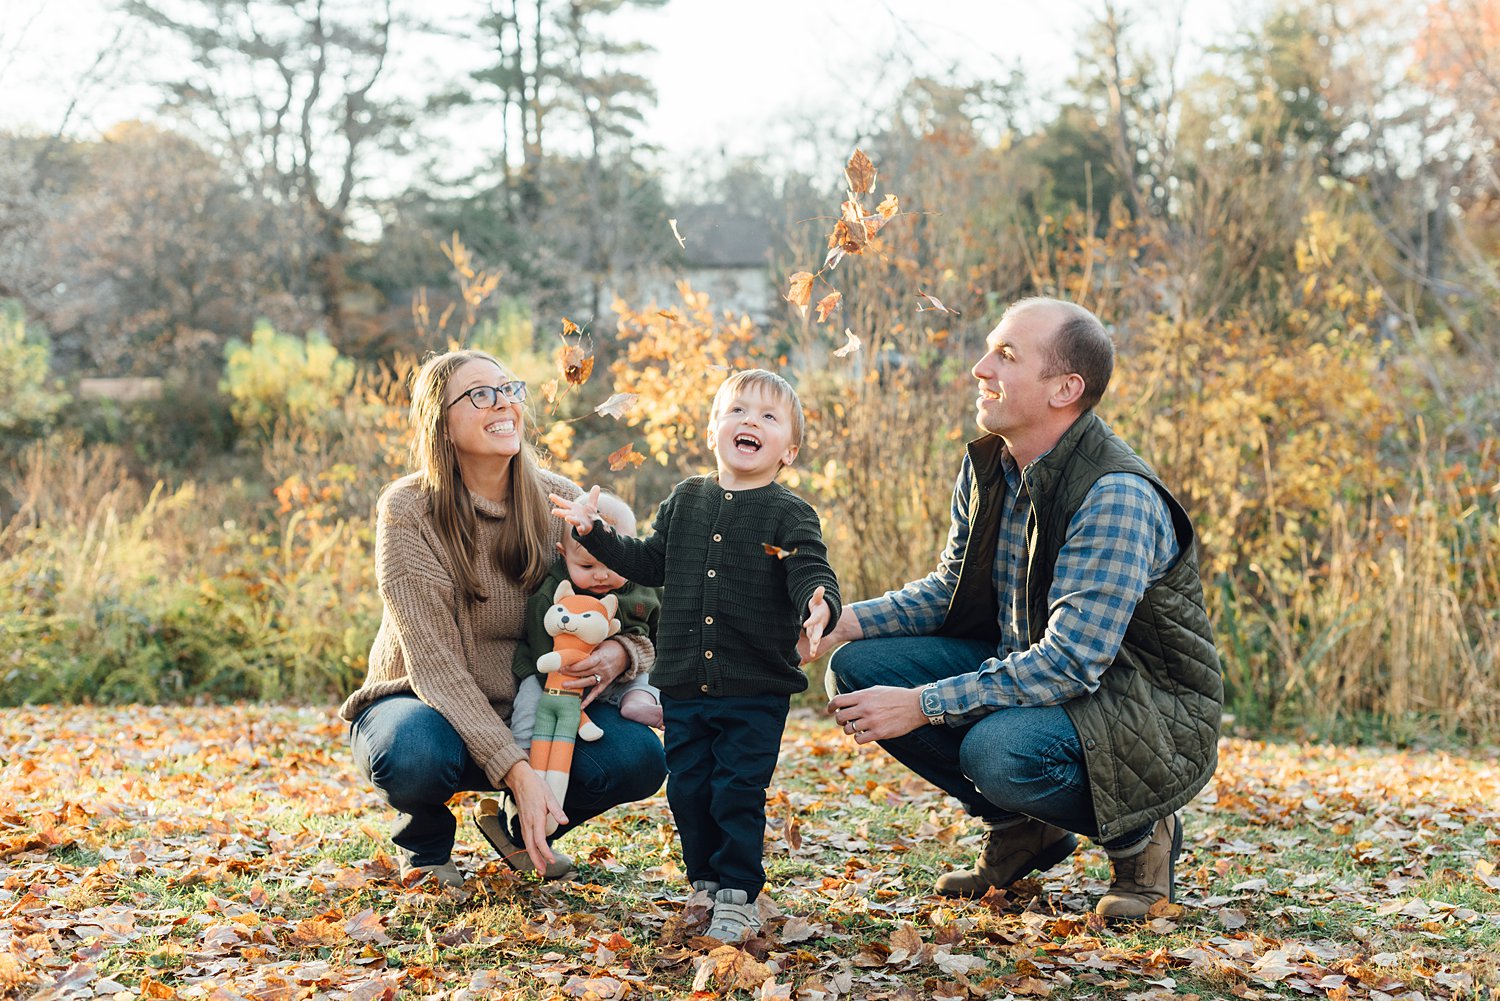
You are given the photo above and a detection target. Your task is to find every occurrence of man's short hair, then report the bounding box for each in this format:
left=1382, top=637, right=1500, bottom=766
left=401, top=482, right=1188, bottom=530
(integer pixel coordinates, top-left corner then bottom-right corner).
left=1007, top=297, right=1114, bottom=411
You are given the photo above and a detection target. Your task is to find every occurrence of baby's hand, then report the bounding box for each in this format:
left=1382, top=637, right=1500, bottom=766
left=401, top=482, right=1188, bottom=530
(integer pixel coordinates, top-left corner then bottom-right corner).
left=549, top=485, right=601, bottom=536
left=803, top=585, right=829, bottom=659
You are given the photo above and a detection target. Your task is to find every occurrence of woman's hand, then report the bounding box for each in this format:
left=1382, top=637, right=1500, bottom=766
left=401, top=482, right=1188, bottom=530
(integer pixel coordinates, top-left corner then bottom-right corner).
left=561, top=637, right=628, bottom=710
left=503, top=758, right=567, bottom=872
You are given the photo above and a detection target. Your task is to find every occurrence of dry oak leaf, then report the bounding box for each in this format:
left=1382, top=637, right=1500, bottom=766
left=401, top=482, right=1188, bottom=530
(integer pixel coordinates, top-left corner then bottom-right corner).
left=876, top=192, right=899, bottom=219
left=834, top=328, right=862, bottom=357
left=561, top=317, right=581, bottom=337
left=693, top=946, right=773, bottom=992
left=593, top=393, right=638, bottom=420
left=830, top=214, right=868, bottom=255
left=607, top=443, right=646, bottom=471
left=559, top=343, right=594, bottom=387
left=785, top=272, right=815, bottom=313
left=845, top=148, right=877, bottom=194
left=814, top=290, right=842, bottom=324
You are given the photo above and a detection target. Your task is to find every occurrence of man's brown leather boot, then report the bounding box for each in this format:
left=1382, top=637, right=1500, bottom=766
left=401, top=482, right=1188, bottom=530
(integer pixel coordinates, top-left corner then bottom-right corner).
left=934, top=819, right=1078, bottom=898
left=1096, top=813, right=1183, bottom=920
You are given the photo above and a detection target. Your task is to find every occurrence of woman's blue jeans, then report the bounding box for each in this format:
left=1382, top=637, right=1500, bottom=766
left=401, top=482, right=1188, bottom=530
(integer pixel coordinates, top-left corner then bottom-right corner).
left=349, top=694, right=667, bottom=866
left=829, top=635, right=1150, bottom=849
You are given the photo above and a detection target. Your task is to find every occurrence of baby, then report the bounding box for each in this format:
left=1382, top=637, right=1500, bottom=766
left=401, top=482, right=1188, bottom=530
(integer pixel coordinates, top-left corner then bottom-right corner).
left=511, top=490, right=663, bottom=749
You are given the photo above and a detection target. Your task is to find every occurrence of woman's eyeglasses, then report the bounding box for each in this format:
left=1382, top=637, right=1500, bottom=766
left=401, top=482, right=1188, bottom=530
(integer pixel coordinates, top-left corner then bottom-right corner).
left=447, top=381, right=528, bottom=410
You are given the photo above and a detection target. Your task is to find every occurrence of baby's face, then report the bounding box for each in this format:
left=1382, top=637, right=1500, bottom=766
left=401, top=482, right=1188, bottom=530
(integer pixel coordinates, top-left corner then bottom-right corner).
left=560, top=538, right=627, bottom=596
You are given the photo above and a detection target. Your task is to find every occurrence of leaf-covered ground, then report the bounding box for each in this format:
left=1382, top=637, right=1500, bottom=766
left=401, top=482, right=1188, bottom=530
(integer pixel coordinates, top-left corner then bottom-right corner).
left=2, top=706, right=1497, bottom=1000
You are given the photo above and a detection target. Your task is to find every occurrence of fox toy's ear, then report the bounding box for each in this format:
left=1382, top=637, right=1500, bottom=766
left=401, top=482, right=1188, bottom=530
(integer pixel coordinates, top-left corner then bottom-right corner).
left=600, top=593, right=618, bottom=618
left=554, top=579, right=575, bottom=602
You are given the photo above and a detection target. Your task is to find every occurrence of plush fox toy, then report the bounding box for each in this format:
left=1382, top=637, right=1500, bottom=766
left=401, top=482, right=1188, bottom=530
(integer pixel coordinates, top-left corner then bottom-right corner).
left=531, top=580, right=621, bottom=833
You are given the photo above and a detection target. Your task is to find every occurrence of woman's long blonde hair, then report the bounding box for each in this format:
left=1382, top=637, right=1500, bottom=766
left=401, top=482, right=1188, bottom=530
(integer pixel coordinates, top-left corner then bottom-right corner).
left=407, top=350, right=554, bottom=602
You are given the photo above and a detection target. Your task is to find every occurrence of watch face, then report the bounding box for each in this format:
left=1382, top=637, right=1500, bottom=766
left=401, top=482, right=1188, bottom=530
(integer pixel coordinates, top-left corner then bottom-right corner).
left=922, top=688, right=940, bottom=714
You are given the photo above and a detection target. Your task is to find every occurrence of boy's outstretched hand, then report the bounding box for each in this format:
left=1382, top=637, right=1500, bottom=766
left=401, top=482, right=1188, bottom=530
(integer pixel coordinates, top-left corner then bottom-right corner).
left=802, top=585, right=829, bottom=658
left=549, top=485, right=601, bottom=535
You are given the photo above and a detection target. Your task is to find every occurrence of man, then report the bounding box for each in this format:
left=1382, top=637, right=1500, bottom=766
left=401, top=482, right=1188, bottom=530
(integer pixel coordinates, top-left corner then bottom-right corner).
left=817, top=297, right=1221, bottom=919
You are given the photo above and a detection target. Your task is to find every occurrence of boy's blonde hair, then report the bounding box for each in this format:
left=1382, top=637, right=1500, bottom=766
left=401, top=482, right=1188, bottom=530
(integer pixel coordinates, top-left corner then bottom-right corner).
left=709, top=369, right=805, bottom=449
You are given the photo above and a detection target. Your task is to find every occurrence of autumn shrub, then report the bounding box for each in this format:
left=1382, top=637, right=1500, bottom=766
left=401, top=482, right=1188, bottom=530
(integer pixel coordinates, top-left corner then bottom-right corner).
left=0, top=300, right=64, bottom=438
left=221, top=322, right=357, bottom=439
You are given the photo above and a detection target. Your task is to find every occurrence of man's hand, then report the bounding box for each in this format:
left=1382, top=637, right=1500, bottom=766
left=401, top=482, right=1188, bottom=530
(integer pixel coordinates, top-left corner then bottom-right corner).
left=826, top=684, right=926, bottom=743
left=799, top=605, right=863, bottom=665
left=802, top=585, right=829, bottom=658
left=549, top=485, right=601, bottom=536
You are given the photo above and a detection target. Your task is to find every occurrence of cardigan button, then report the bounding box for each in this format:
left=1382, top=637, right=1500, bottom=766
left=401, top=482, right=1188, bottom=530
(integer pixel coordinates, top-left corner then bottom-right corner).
left=707, top=569, right=716, bottom=578
left=724, top=491, right=733, bottom=499
left=705, top=616, right=713, bottom=625
left=713, top=533, right=722, bottom=542
left=705, top=650, right=714, bottom=659
left=700, top=684, right=709, bottom=693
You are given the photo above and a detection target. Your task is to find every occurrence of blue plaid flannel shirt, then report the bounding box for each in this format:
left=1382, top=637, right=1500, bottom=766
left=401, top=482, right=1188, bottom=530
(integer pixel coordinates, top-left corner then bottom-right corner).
left=849, top=447, right=1179, bottom=722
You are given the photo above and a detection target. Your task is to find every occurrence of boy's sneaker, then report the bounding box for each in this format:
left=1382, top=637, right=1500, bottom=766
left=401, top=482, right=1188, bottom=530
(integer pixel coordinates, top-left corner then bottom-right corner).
left=687, top=879, right=720, bottom=907
left=706, top=888, right=759, bottom=942
left=473, top=796, right=577, bottom=881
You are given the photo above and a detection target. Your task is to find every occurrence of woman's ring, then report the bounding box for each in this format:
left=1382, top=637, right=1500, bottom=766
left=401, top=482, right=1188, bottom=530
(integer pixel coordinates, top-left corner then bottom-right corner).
left=593, top=674, right=602, bottom=684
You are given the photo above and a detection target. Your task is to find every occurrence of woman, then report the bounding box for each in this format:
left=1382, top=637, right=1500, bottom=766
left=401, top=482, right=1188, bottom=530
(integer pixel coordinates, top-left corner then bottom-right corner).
left=341, top=349, right=666, bottom=886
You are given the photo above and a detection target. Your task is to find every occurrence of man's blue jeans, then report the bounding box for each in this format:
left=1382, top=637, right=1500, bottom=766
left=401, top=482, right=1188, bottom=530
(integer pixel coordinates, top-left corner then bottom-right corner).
left=829, top=635, right=1150, bottom=850
left=349, top=694, right=667, bottom=866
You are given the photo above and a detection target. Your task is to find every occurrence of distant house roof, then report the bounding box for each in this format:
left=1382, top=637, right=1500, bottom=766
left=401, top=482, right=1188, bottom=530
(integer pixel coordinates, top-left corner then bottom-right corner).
left=670, top=204, right=776, bottom=269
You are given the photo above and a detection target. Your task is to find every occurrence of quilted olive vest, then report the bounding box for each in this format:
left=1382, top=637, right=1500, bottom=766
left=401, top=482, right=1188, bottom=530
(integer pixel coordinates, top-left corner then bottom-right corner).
left=935, top=413, right=1223, bottom=840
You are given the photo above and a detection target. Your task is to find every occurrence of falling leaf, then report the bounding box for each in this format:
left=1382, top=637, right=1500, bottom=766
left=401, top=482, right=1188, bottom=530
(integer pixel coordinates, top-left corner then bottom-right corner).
left=916, top=290, right=960, bottom=316
left=834, top=328, right=862, bottom=357
left=785, top=272, right=815, bottom=314
left=593, top=393, right=638, bottom=420
left=831, top=200, right=874, bottom=254
left=668, top=218, right=686, bottom=248
left=541, top=379, right=559, bottom=404
left=814, top=291, right=842, bottom=324
left=607, top=443, right=646, bottom=471
left=559, top=344, right=594, bottom=387
left=657, top=309, right=681, bottom=321
left=845, top=148, right=876, bottom=194
left=561, top=317, right=580, bottom=337
left=876, top=192, right=900, bottom=219
left=823, top=245, right=847, bottom=270
left=763, top=543, right=798, bottom=560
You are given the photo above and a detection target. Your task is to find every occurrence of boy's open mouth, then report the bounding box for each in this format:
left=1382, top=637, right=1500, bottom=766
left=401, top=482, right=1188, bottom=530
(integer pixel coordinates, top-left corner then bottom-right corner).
left=733, top=433, right=762, bottom=452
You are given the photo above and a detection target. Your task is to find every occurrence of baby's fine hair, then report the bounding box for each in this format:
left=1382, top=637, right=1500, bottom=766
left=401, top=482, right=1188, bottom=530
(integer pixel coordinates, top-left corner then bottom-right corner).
left=709, top=369, right=805, bottom=449
left=594, top=490, right=638, bottom=536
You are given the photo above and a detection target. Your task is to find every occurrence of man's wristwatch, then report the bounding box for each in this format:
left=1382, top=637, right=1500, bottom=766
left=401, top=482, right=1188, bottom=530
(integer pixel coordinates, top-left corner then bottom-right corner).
left=919, top=684, right=945, bottom=727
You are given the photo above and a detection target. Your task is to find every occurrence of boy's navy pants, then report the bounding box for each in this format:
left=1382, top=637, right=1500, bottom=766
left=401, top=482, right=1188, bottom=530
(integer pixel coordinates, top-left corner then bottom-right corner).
left=661, top=692, right=791, bottom=900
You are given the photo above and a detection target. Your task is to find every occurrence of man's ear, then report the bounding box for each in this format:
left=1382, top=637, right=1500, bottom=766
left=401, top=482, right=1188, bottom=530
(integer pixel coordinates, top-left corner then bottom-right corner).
left=1050, top=373, right=1085, bottom=410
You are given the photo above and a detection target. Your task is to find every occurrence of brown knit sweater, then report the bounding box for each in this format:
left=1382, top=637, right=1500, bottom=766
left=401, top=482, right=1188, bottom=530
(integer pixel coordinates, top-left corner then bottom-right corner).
left=338, top=469, right=653, bottom=787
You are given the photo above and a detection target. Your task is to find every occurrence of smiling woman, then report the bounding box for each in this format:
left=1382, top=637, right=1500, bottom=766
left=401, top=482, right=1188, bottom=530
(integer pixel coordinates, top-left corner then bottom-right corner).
left=337, top=349, right=666, bottom=889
